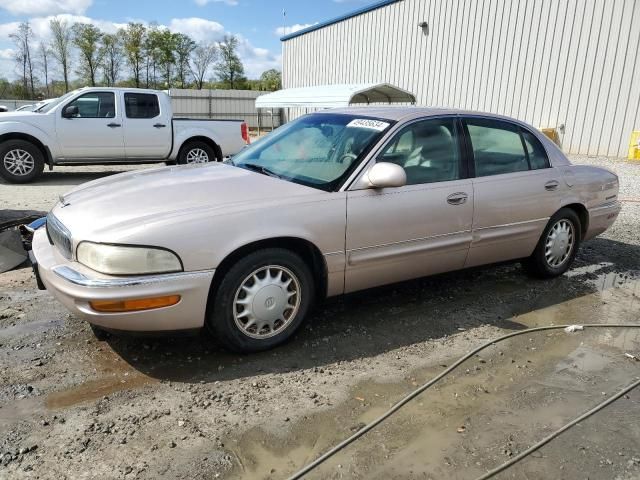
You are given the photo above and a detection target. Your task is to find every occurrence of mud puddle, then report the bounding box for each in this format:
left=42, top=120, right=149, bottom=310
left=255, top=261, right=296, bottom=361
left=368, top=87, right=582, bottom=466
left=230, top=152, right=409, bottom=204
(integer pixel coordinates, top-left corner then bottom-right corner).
left=228, top=275, right=640, bottom=479
left=45, top=342, right=156, bottom=410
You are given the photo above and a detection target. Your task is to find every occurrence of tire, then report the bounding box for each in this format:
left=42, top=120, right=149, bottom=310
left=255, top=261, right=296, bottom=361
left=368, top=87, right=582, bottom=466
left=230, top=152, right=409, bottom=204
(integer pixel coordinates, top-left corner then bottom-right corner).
left=522, top=208, right=581, bottom=278
left=0, top=140, right=45, bottom=184
left=177, top=141, right=217, bottom=165
left=206, top=248, right=315, bottom=353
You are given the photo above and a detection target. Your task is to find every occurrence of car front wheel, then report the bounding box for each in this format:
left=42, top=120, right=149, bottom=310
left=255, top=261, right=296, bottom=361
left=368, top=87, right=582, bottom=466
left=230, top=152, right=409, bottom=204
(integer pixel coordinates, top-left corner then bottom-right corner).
left=206, top=248, right=315, bottom=353
left=523, top=208, right=581, bottom=278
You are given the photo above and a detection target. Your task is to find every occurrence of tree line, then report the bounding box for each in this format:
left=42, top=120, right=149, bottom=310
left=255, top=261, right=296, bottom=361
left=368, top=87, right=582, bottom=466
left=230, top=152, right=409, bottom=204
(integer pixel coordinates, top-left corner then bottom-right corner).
left=3, top=20, right=282, bottom=100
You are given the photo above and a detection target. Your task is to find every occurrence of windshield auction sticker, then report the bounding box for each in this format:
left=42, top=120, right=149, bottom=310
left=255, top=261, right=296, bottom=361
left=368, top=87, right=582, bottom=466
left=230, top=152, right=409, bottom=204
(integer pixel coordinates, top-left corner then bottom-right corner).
left=346, top=119, right=390, bottom=131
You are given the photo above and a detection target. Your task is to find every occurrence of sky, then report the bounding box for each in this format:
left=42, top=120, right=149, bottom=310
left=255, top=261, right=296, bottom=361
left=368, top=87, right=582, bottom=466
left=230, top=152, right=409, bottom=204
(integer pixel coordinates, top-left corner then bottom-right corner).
left=0, top=0, right=372, bottom=81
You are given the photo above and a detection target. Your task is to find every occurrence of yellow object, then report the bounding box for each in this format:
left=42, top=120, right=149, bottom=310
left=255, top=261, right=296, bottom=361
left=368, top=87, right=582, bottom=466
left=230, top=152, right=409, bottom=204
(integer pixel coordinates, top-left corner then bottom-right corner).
left=90, top=295, right=181, bottom=313
left=629, top=130, right=640, bottom=160
left=540, top=127, right=561, bottom=147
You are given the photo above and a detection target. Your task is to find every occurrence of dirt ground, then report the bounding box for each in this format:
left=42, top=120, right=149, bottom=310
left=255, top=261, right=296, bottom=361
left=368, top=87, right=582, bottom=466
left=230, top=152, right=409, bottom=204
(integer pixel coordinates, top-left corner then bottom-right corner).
left=1, top=157, right=640, bottom=479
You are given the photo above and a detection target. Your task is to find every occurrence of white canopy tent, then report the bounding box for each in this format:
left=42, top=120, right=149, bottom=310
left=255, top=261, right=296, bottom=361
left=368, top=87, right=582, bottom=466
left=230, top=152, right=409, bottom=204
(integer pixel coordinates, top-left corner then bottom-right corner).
left=255, top=83, right=416, bottom=109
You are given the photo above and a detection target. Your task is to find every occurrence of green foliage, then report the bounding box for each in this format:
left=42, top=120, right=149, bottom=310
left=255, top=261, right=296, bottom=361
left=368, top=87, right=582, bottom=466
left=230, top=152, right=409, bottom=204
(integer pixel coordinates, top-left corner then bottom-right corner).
left=2, top=20, right=277, bottom=96
left=122, top=22, right=146, bottom=88
left=260, top=69, right=281, bottom=91
left=72, top=23, right=104, bottom=86
left=100, top=33, right=124, bottom=86
left=215, top=35, right=246, bottom=89
left=49, top=18, right=73, bottom=92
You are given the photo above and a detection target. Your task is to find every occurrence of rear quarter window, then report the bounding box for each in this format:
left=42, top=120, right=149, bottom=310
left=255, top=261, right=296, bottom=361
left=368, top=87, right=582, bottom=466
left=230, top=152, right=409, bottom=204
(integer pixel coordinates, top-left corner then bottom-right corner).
left=522, top=130, right=550, bottom=169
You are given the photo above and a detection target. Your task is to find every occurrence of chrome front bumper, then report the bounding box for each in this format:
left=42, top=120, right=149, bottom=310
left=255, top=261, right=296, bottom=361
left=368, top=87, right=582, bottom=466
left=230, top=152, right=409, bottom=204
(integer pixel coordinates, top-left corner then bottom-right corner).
left=31, top=228, right=215, bottom=331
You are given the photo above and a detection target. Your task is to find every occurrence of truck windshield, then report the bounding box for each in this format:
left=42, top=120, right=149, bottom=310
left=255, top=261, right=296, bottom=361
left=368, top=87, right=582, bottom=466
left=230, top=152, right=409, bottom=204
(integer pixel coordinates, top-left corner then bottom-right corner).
left=230, top=113, right=393, bottom=191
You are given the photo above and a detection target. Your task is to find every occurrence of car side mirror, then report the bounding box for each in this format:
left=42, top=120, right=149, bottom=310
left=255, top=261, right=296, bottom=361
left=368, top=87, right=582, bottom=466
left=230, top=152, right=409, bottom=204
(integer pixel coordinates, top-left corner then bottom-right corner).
left=62, top=105, right=78, bottom=118
left=366, top=162, right=406, bottom=189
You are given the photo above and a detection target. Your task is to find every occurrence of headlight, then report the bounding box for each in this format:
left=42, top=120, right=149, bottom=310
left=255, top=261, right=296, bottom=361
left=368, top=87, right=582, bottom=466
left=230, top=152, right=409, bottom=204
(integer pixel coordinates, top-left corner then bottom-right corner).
left=76, top=242, right=182, bottom=275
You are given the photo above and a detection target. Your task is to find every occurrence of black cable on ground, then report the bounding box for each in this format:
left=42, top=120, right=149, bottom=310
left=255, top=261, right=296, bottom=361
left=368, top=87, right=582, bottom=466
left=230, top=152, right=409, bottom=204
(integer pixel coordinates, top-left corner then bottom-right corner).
left=287, top=323, right=640, bottom=480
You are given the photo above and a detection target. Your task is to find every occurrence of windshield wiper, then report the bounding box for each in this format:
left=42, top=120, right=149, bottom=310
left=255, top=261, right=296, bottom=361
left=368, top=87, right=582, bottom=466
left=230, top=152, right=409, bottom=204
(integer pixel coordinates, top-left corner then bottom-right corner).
left=240, top=163, right=284, bottom=179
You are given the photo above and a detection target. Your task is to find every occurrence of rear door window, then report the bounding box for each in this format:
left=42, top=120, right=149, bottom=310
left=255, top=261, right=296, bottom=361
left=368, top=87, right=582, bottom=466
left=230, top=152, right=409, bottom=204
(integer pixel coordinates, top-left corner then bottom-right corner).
left=465, top=119, right=529, bottom=176
left=124, top=93, right=160, bottom=119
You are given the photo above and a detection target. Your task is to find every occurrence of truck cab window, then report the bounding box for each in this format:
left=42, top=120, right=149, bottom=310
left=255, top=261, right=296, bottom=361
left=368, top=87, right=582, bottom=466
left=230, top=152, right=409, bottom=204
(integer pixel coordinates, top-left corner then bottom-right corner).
left=125, top=93, right=160, bottom=119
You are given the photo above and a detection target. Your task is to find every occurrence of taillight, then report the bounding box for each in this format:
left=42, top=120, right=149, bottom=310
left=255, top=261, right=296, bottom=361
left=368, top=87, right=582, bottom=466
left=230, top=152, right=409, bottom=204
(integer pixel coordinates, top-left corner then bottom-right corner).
left=241, top=122, right=250, bottom=144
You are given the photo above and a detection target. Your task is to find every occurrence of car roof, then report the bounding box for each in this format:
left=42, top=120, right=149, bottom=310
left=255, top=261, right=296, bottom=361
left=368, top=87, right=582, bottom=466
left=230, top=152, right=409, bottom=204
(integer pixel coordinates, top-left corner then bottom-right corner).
left=317, top=106, right=532, bottom=126
left=78, top=86, right=166, bottom=95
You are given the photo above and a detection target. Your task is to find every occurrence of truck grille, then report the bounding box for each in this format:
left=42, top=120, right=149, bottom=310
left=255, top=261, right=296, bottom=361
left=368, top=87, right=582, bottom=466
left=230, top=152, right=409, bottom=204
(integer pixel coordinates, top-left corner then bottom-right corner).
left=46, top=213, right=73, bottom=259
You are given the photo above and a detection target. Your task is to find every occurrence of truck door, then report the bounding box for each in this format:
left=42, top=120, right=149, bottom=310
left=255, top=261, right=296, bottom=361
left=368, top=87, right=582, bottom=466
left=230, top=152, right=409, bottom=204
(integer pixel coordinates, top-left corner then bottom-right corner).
left=121, top=92, right=172, bottom=159
left=56, top=91, right=125, bottom=159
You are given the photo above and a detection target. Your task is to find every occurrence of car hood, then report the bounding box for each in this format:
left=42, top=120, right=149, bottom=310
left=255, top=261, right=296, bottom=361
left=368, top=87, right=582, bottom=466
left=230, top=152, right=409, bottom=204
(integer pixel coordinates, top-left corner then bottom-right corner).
left=52, top=163, right=321, bottom=241
left=0, top=112, right=44, bottom=122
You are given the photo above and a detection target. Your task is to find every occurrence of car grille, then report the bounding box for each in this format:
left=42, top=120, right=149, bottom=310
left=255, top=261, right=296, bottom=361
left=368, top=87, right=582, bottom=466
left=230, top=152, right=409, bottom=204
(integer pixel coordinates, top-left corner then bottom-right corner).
left=46, top=213, right=73, bottom=259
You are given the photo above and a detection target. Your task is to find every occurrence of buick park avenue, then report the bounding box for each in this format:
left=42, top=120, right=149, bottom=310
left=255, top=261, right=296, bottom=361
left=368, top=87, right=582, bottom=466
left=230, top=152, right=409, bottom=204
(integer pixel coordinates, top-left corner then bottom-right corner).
left=30, top=107, right=621, bottom=352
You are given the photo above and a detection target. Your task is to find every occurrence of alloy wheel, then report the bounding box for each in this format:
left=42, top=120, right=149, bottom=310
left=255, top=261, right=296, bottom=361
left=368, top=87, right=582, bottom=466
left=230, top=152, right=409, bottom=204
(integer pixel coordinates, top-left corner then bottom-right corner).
left=185, top=148, right=209, bottom=163
left=3, top=149, right=35, bottom=176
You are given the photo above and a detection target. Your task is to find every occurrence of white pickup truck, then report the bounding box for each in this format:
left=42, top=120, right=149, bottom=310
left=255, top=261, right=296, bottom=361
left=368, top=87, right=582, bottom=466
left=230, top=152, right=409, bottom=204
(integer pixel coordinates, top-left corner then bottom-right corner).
left=0, top=87, right=250, bottom=183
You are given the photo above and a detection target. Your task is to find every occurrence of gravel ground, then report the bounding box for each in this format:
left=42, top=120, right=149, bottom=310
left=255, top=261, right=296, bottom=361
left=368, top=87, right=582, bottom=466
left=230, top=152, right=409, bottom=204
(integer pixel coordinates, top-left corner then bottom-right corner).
left=0, top=155, right=639, bottom=479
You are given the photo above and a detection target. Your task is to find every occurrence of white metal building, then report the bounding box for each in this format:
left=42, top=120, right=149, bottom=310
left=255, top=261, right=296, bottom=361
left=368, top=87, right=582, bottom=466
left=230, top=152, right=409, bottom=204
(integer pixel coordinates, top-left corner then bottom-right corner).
left=281, top=0, right=640, bottom=157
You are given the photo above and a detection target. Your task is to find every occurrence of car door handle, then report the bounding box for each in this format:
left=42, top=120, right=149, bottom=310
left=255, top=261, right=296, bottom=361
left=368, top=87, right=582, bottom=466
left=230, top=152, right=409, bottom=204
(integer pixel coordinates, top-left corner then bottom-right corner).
left=107, top=122, right=121, bottom=128
left=545, top=180, right=560, bottom=191
left=153, top=123, right=166, bottom=128
left=447, top=192, right=468, bottom=205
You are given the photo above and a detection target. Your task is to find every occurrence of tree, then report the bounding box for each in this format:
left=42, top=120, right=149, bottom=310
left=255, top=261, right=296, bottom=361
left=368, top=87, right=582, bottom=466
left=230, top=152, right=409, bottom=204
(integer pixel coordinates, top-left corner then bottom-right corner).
left=50, top=18, right=73, bottom=93
left=100, top=34, right=123, bottom=86
left=122, top=22, right=146, bottom=88
left=260, top=69, right=281, bottom=91
left=154, top=29, right=177, bottom=88
left=143, top=24, right=161, bottom=88
left=72, top=23, right=104, bottom=86
left=190, top=42, right=217, bottom=89
left=9, top=21, right=35, bottom=99
left=174, top=33, right=196, bottom=88
left=215, top=35, right=246, bottom=89
left=38, top=42, right=51, bottom=97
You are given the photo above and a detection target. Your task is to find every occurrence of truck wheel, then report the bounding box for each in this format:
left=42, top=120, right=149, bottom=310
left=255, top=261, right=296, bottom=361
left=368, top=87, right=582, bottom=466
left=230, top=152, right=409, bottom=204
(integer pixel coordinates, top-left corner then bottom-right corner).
left=206, top=248, right=315, bottom=353
left=0, top=140, right=45, bottom=183
left=178, top=141, right=217, bottom=165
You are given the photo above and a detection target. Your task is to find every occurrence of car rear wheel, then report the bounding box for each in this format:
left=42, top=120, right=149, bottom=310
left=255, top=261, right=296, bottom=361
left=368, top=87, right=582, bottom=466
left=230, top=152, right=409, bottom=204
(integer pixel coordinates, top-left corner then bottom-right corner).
left=177, top=141, right=217, bottom=165
left=206, top=248, right=314, bottom=353
left=523, top=208, right=581, bottom=278
left=0, top=140, right=45, bottom=183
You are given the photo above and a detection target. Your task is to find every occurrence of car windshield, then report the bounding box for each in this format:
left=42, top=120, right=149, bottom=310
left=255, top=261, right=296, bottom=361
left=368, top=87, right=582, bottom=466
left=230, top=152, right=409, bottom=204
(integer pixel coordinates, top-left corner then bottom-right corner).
left=37, top=91, right=77, bottom=113
left=229, top=113, right=393, bottom=191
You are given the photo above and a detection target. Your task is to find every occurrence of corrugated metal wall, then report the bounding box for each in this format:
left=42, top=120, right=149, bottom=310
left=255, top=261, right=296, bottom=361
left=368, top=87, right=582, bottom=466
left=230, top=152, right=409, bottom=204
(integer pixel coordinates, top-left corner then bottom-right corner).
left=169, top=89, right=282, bottom=129
left=282, top=0, right=640, bottom=157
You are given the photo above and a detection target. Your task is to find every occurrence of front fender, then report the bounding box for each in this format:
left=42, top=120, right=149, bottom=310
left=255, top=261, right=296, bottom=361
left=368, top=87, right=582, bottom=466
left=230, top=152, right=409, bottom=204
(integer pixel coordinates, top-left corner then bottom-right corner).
left=0, top=121, right=61, bottom=159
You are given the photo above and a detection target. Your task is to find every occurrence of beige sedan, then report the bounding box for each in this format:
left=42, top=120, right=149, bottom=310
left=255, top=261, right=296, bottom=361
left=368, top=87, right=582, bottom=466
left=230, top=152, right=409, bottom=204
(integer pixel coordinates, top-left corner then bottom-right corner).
left=31, top=107, right=621, bottom=352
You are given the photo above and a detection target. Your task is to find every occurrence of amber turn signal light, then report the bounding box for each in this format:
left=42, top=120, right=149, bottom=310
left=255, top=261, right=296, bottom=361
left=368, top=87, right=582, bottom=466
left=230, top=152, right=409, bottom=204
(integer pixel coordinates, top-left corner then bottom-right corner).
left=90, top=295, right=181, bottom=313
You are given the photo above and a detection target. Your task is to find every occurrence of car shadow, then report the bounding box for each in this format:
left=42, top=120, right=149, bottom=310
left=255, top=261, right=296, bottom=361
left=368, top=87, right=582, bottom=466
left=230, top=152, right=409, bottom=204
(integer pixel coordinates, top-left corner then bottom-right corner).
left=104, top=236, right=639, bottom=384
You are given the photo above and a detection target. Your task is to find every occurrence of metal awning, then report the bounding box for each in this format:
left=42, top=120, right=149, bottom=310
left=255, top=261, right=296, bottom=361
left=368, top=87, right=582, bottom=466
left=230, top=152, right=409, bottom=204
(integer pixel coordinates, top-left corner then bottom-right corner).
left=255, top=83, right=416, bottom=109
